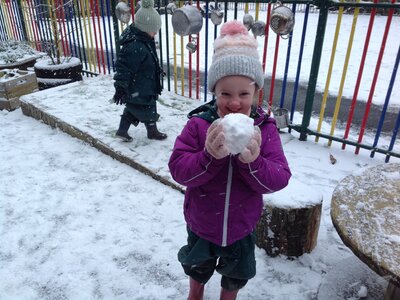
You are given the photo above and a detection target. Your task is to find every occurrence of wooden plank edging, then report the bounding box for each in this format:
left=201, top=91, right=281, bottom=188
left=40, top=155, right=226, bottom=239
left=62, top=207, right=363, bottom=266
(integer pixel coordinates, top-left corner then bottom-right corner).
left=20, top=100, right=184, bottom=194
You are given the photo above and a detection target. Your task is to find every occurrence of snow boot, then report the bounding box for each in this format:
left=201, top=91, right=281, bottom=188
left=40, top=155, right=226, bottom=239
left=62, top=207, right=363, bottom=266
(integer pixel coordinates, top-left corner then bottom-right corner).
left=220, top=288, right=238, bottom=300
left=144, top=122, right=167, bottom=140
left=116, top=115, right=133, bottom=142
left=188, top=278, right=204, bottom=300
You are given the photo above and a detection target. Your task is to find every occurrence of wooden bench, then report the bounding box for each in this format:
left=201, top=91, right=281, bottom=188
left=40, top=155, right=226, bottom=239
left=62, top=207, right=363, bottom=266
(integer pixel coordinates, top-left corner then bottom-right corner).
left=331, top=163, right=400, bottom=300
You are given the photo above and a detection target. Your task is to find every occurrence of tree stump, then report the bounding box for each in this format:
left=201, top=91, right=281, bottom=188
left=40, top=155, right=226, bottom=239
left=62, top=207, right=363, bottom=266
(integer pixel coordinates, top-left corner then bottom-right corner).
left=255, top=179, right=323, bottom=257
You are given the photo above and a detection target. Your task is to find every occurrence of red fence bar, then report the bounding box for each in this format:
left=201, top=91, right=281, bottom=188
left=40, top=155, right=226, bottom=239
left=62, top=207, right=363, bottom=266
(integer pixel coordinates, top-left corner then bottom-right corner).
left=259, top=2, right=271, bottom=105
left=355, top=0, right=395, bottom=155
left=56, top=0, right=69, bottom=56
left=89, top=0, right=101, bottom=72
left=342, top=0, right=377, bottom=150
left=11, top=0, right=23, bottom=40
left=269, top=34, right=279, bottom=107
left=27, top=0, right=41, bottom=50
left=6, top=0, right=18, bottom=39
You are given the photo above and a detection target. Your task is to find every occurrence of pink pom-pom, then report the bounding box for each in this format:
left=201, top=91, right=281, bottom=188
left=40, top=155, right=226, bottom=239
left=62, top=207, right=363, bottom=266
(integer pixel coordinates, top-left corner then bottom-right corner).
left=220, top=20, right=248, bottom=37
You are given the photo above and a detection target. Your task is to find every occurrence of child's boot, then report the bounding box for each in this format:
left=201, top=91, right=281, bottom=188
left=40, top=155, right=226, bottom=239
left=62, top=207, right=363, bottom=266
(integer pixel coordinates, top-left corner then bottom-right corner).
left=188, top=277, right=204, bottom=300
left=144, top=122, right=167, bottom=140
left=220, top=288, right=238, bottom=300
left=116, top=115, right=133, bottom=142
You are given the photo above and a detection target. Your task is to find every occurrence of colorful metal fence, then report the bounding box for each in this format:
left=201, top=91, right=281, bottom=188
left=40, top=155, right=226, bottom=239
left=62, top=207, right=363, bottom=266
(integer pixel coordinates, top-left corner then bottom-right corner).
left=0, top=0, right=399, bottom=162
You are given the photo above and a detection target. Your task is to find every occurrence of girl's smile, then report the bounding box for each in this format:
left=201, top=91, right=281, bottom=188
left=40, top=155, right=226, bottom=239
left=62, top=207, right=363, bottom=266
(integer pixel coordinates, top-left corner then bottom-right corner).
left=215, top=76, right=257, bottom=118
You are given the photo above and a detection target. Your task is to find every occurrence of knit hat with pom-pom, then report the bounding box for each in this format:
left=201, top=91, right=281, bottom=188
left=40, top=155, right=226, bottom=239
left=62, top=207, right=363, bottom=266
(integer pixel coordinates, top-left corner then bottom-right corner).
left=207, top=20, right=264, bottom=92
left=134, top=0, right=161, bottom=33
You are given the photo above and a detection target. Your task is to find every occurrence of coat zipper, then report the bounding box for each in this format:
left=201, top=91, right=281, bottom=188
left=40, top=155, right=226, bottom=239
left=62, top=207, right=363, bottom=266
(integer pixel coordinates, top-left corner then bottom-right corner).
left=222, top=156, right=233, bottom=247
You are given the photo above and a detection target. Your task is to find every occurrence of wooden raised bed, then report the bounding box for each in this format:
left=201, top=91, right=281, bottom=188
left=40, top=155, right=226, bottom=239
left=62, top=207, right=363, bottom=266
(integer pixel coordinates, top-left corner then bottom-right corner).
left=0, top=69, right=38, bottom=111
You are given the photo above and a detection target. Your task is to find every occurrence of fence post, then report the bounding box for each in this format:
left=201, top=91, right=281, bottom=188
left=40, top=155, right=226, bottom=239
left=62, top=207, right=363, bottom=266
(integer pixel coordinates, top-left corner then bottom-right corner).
left=111, top=0, right=120, bottom=57
left=16, top=0, right=28, bottom=40
left=299, top=0, right=330, bottom=141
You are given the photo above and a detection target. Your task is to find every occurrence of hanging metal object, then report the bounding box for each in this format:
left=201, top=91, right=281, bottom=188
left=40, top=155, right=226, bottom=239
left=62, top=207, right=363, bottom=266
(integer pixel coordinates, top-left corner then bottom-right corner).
left=270, top=1, right=295, bottom=38
left=210, top=9, right=223, bottom=25
left=243, top=14, right=265, bottom=37
left=115, top=1, right=131, bottom=24
left=172, top=5, right=203, bottom=36
left=166, top=2, right=177, bottom=14
left=186, top=35, right=198, bottom=53
left=251, top=21, right=266, bottom=37
left=243, top=14, right=254, bottom=31
left=272, top=107, right=290, bottom=129
left=209, top=2, right=223, bottom=25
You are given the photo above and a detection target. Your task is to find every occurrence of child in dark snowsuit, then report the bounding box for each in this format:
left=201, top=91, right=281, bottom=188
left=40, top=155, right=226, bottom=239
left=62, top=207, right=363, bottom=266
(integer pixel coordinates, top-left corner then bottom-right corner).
left=113, top=0, right=166, bottom=142
left=168, top=21, right=292, bottom=300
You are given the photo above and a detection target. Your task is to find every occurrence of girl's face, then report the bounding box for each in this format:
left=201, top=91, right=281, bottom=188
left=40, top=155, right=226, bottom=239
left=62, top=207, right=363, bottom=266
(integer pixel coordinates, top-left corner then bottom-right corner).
left=215, top=76, right=258, bottom=118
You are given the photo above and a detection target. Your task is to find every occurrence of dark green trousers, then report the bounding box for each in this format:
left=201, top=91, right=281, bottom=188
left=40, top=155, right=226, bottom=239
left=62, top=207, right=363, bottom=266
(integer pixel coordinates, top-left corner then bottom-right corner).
left=178, top=227, right=256, bottom=291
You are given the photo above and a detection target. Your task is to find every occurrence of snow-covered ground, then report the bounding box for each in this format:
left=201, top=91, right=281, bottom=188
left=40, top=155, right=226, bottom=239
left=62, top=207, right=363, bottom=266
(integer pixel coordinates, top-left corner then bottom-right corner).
left=1, top=76, right=398, bottom=299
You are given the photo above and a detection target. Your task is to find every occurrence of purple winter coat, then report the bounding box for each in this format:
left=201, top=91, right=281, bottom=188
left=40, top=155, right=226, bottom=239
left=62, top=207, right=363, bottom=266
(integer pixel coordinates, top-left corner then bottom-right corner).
left=168, top=105, right=291, bottom=247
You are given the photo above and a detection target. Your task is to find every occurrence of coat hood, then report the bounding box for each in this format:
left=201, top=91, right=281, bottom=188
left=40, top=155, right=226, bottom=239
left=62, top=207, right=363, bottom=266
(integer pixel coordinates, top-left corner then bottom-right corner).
left=187, top=100, right=273, bottom=127
left=119, top=24, right=153, bottom=46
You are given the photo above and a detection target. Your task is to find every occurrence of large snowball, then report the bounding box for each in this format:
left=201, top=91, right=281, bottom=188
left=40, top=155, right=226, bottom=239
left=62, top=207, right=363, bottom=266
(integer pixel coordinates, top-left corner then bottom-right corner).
left=220, top=113, right=255, bottom=155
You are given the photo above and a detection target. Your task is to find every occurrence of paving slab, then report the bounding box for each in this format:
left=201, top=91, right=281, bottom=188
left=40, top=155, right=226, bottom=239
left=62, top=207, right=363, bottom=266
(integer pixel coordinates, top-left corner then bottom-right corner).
left=19, top=75, right=294, bottom=193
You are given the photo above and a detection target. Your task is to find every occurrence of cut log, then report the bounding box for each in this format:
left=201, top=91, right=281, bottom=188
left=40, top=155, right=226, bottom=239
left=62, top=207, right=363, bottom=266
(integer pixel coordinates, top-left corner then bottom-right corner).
left=256, top=202, right=322, bottom=257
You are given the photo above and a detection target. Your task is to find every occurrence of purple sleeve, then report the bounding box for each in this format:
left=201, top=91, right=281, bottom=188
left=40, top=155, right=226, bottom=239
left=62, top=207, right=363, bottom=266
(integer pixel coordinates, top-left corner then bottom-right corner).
left=168, top=118, right=229, bottom=187
left=235, top=121, right=291, bottom=194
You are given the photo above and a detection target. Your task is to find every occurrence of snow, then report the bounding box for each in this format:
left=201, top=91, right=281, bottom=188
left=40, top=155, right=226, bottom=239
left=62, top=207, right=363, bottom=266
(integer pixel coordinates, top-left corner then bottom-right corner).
left=1, top=74, right=398, bottom=299
left=0, top=69, right=31, bottom=82
left=34, top=57, right=82, bottom=70
left=266, top=177, right=323, bottom=209
left=330, top=162, right=400, bottom=281
left=0, top=40, right=42, bottom=65
left=1, top=10, right=399, bottom=300
left=358, top=285, right=368, bottom=298
left=220, top=113, right=255, bottom=155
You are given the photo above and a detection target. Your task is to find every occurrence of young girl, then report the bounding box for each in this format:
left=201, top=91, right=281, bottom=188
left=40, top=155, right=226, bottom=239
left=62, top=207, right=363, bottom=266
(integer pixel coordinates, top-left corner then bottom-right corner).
left=168, top=21, right=291, bottom=300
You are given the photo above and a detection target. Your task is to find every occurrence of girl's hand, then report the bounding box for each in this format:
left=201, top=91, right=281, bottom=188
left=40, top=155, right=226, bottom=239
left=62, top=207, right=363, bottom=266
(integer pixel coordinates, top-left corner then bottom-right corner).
left=205, top=121, right=229, bottom=160
left=239, top=127, right=262, bottom=163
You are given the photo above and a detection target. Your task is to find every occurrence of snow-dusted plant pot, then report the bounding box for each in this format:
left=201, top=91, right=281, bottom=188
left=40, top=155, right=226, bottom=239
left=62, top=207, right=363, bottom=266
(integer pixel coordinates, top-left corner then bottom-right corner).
left=34, top=57, right=83, bottom=90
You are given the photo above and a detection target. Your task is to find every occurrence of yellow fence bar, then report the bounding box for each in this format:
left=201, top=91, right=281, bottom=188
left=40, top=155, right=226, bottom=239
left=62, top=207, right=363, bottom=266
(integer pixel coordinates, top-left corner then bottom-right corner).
left=315, top=0, right=344, bottom=142
left=85, top=0, right=97, bottom=72
left=328, top=1, right=361, bottom=146
left=21, top=2, right=34, bottom=47
left=255, top=3, right=259, bottom=20
left=181, top=35, right=184, bottom=96
left=79, top=0, right=93, bottom=72
left=173, top=31, right=177, bottom=93
left=1, top=1, right=13, bottom=39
